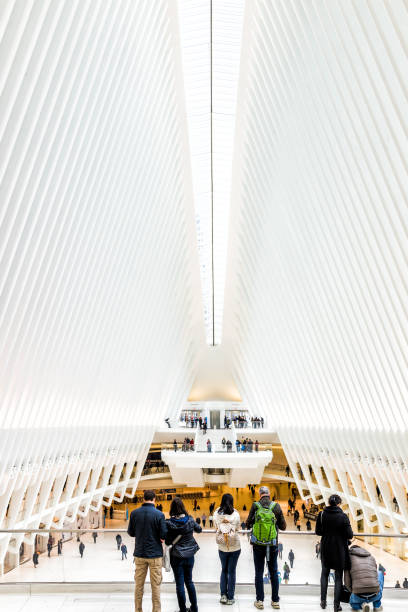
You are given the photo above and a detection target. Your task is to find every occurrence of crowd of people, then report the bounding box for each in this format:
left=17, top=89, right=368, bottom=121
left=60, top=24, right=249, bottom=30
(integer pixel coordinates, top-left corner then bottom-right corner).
left=174, top=438, right=195, bottom=452
left=180, top=414, right=208, bottom=430
left=236, top=438, right=259, bottom=452
left=126, top=487, right=389, bottom=612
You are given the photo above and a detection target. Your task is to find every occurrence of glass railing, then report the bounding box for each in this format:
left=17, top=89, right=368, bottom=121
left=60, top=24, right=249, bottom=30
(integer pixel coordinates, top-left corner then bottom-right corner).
left=1, top=528, right=407, bottom=587
left=161, top=443, right=273, bottom=453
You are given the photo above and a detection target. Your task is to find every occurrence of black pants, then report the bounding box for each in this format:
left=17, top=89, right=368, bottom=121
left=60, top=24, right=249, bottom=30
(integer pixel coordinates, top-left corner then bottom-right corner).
left=320, top=565, right=342, bottom=605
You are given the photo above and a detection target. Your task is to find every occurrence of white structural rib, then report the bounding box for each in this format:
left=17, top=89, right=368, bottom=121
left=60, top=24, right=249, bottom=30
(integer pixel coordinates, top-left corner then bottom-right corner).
left=223, top=0, right=408, bottom=532
left=0, top=0, right=204, bottom=564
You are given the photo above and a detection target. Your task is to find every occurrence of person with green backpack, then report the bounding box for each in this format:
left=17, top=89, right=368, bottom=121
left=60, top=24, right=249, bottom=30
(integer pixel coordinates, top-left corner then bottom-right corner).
left=246, top=486, right=286, bottom=610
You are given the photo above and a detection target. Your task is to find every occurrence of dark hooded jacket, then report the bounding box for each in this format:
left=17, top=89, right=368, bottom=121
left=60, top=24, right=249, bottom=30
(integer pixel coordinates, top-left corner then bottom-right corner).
left=344, top=545, right=379, bottom=595
left=315, top=505, right=353, bottom=570
left=165, top=515, right=202, bottom=558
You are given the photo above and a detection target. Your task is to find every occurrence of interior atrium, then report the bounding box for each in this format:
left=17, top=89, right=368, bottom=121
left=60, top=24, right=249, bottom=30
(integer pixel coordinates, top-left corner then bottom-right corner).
left=0, top=1, right=407, bottom=611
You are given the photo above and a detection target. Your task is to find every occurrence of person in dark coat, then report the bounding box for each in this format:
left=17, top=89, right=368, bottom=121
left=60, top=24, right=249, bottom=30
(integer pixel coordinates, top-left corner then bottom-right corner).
left=79, top=541, right=85, bottom=558
left=316, top=494, right=353, bottom=611
left=116, top=533, right=122, bottom=550
left=57, top=539, right=63, bottom=555
left=33, top=551, right=39, bottom=567
left=165, top=497, right=202, bottom=612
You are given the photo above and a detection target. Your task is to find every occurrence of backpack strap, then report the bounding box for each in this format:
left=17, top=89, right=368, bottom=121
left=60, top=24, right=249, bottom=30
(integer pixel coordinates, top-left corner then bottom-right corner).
left=269, top=502, right=277, bottom=510
left=254, top=501, right=262, bottom=511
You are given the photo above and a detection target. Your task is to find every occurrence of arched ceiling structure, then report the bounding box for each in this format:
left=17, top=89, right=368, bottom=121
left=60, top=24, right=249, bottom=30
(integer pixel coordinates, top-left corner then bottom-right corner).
left=0, top=0, right=408, bottom=551
left=223, top=0, right=408, bottom=530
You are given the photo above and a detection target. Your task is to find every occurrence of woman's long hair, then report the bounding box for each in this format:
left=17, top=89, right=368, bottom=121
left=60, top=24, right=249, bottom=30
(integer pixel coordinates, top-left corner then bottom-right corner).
left=169, top=496, right=188, bottom=517
left=218, top=493, right=234, bottom=515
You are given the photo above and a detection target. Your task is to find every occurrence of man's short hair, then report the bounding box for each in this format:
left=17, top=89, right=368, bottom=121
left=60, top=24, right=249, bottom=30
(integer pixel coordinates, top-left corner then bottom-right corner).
left=328, top=494, right=342, bottom=506
left=144, top=489, right=156, bottom=501
left=259, top=486, right=270, bottom=497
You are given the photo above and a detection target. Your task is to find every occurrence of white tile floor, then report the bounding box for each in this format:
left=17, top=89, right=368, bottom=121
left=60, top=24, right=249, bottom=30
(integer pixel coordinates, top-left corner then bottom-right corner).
left=0, top=591, right=407, bottom=612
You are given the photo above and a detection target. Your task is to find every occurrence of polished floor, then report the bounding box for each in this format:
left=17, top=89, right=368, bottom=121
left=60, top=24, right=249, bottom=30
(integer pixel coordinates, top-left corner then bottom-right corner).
left=3, top=487, right=408, bottom=589
left=1, top=590, right=408, bottom=612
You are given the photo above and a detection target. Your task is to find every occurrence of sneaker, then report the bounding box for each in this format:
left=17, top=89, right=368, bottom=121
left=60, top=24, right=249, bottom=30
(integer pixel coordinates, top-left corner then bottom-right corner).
left=374, top=607, right=383, bottom=611
left=362, top=606, right=370, bottom=612
left=271, top=603, right=280, bottom=610
left=220, top=595, right=227, bottom=604
left=226, top=600, right=235, bottom=605
left=320, top=603, right=327, bottom=610
left=254, top=602, right=264, bottom=610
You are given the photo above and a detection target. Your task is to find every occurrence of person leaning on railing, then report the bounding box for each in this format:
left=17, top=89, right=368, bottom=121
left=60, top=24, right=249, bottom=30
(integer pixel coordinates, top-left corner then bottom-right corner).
left=246, top=485, right=287, bottom=610
left=128, top=489, right=167, bottom=612
left=315, top=494, right=353, bottom=612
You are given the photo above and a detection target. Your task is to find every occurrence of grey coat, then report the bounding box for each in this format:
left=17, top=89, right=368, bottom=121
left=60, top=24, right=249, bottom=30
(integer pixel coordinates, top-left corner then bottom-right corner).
left=344, top=546, right=379, bottom=595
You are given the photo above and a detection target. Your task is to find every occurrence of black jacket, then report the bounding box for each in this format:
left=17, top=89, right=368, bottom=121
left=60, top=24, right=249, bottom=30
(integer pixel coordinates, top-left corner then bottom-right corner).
left=165, top=515, right=202, bottom=558
left=128, top=502, right=167, bottom=558
left=246, top=497, right=286, bottom=543
left=316, top=505, right=353, bottom=570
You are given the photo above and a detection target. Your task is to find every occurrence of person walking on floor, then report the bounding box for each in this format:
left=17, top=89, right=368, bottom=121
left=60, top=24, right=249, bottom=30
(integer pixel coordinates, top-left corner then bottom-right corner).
left=165, top=497, right=201, bottom=612
left=316, top=494, right=353, bottom=612
left=79, top=541, right=85, bottom=558
left=128, top=489, right=167, bottom=612
left=47, top=540, right=52, bottom=557
left=33, top=551, right=39, bottom=568
left=246, top=485, right=286, bottom=610
left=344, top=545, right=383, bottom=611
left=288, top=549, right=295, bottom=568
left=121, top=543, right=128, bottom=560
left=57, top=539, right=63, bottom=555
left=201, top=513, right=207, bottom=528
left=214, top=493, right=241, bottom=605
left=116, top=533, right=122, bottom=550
left=278, top=542, right=283, bottom=560
left=92, top=532, right=98, bottom=543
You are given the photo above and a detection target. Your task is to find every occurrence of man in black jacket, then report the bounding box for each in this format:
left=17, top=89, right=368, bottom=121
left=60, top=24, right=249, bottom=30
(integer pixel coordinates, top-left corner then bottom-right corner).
left=246, top=486, right=286, bottom=610
left=316, top=494, right=353, bottom=612
left=128, top=489, right=167, bottom=612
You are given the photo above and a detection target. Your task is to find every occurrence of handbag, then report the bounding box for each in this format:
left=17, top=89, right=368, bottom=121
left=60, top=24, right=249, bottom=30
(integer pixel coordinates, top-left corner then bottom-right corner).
left=162, top=534, right=181, bottom=572
left=339, top=585, right=351, bottom=603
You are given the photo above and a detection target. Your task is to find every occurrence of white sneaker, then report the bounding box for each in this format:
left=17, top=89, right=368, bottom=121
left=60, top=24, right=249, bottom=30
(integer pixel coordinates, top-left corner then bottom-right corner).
left=271, top=603, right=280, bottom=610
left=254, top=602, right=264, bottom=610
left=220, top=595, right=227, bottom=604
left=362, top=605, right=370, bottom=612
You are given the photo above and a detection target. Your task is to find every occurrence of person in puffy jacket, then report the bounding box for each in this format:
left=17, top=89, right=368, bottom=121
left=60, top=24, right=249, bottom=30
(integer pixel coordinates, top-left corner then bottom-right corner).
left=344, top=545, right=383, bottom=611
left=165, top=497, right=202, bottom=612
left=214, top=493, right=241, bottom=605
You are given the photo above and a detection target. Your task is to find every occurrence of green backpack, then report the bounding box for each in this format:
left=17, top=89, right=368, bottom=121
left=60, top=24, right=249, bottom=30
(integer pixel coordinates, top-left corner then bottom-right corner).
left=251, top=501, right=277, bottom=545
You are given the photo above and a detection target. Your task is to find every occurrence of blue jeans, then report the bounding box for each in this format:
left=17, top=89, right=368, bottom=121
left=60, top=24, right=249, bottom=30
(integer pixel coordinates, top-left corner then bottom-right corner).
left=170, top=555, right=198, bottom=612
left=219, top=549, right=241, bottom=599
left=350, top=571, right=384, bottom=610
left=253, top=544, right=279, bottom=602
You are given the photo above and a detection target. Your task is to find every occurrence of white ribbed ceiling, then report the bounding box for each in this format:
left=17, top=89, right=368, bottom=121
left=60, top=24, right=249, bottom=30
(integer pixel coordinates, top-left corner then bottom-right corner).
left=223, top=0, right=408, bottom=444
left=0, top=0, right=408, bottom=541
